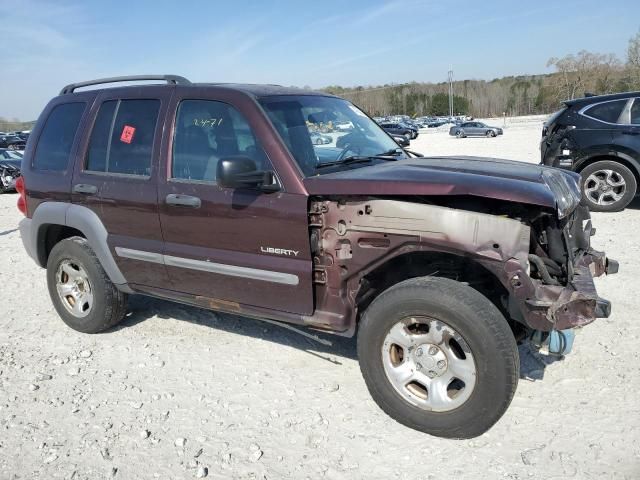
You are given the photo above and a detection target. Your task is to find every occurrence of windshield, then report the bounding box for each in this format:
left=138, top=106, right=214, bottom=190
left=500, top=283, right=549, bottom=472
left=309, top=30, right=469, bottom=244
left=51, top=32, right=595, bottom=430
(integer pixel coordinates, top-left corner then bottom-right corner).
left=259, top=95, right=404, bottom=176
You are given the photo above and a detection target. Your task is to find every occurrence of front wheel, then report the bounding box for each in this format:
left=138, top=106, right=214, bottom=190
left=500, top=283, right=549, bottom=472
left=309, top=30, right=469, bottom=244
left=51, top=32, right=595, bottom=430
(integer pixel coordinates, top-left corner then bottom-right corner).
left=486, top=130, right=496, bottom=137
left=404, top=133, right=411, bottom=140
left=580, top=160, right=637, bottom=212
left=357, top=276, right=519, bottom=438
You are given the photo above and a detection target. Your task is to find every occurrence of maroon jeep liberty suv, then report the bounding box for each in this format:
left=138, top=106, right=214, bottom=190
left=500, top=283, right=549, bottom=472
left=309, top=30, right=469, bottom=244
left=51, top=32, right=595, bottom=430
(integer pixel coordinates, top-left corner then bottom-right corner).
left=17, top=75, right=617, bottom=438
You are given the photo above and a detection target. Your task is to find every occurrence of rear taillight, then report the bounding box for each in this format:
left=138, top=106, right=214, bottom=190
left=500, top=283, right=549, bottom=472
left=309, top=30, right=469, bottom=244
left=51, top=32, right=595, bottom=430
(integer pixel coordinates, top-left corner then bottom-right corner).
left=16, top=176, right=27, bottom=216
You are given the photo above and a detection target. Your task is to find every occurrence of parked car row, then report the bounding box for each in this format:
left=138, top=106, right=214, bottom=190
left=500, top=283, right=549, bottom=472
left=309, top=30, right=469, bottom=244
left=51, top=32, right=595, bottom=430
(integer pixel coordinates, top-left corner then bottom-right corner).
left=0, top=148, right=22, bottom=192
left=374, top=115, right=471, bottom=129
left=0, top=134, right=27, bottom=150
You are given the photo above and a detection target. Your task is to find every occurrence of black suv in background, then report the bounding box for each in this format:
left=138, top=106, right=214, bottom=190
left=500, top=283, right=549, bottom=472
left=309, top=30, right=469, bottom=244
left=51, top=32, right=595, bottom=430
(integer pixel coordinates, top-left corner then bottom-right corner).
left=541, top=91, right=640, bottom=212
left=379, top=122, right=418, bottom=140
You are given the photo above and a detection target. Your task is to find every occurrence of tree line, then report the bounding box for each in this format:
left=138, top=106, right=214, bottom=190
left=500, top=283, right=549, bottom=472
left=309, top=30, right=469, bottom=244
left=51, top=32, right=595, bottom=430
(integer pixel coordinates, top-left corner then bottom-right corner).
left=324, top=30, right=640, bottom=118
left=0, top=118, right=35, bottom=132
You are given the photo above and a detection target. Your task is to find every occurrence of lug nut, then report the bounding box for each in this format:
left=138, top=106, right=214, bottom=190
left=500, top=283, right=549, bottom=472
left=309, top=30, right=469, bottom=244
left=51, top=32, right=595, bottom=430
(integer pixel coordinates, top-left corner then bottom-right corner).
left=428, top=346, right=438, bottom=356
left=416, top=348, right=423, bottom=357
left=427, top=370, right=437, bottom=378
left=437, top=360, right=446, bottom=369
left=416, top=363, right=423, bottom=370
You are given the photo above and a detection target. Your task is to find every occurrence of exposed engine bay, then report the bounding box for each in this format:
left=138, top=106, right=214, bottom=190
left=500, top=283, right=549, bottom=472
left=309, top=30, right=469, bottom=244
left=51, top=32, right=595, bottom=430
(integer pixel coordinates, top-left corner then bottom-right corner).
left=308, top=196, right=617, bottom=340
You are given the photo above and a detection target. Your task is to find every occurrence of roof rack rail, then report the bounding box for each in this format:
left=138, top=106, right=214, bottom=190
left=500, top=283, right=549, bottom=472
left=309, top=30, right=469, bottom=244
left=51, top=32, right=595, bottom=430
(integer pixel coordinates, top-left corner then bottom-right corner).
left=59, top=75, right=191, bottom=95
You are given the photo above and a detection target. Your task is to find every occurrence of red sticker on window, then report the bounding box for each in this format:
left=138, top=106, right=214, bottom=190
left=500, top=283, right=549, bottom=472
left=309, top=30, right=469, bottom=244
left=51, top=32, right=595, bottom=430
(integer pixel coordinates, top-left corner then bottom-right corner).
left=120, top=125, right=136, bottom=144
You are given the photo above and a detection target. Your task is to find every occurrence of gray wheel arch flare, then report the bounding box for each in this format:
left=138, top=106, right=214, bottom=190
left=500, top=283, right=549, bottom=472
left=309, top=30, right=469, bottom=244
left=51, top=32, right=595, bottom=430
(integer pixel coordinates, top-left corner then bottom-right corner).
left=25, top=202, right=132, bottom=292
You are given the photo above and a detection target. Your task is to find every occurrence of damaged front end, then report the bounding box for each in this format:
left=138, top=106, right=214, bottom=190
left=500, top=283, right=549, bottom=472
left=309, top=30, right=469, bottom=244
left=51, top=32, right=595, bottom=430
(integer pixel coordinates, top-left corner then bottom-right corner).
left=510, top=201, right=617, bottom=353
left=307, top=191, right=616, bottom=355
left=501, top=168, right=616, bottom=351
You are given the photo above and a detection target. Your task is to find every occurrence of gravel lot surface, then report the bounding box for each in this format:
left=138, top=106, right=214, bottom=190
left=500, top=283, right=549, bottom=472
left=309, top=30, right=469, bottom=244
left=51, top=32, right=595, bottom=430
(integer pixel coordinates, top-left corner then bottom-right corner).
left=1, top=116, right=638, bottom=479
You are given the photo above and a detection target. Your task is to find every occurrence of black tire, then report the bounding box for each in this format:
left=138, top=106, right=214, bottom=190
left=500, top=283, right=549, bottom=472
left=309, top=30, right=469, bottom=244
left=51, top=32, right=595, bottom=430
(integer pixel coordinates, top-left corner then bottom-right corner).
left=46, top=237, right=128, bottom=333
left=580, top=160, right=637, bottom=212
left=456, top=130, right=465, bottom=138
left=357, top=276, right=519, bottom=439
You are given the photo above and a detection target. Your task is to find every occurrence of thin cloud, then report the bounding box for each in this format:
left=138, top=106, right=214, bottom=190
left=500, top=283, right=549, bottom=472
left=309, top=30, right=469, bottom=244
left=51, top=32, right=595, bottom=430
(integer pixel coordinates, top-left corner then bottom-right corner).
left=353, top=1, right=402, bottom=26
left=318, top=46, right=396, bottom=70
left=353, top=0, right=429, bottom=26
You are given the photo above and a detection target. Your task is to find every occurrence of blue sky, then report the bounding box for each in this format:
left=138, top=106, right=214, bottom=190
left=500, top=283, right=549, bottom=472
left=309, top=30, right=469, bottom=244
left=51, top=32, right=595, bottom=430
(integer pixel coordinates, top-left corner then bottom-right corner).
left=3, top=0, right=639, bottom=120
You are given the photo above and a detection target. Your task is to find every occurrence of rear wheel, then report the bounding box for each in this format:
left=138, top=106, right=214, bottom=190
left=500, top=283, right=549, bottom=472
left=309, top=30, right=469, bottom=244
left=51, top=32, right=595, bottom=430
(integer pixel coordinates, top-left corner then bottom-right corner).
left=580, top=160, right=636, bottom=212
left=357, top=276, right=519, bottom=438
left=456, top=130, right=465, bottom=138
left=47, top=237, right=128, bottom=333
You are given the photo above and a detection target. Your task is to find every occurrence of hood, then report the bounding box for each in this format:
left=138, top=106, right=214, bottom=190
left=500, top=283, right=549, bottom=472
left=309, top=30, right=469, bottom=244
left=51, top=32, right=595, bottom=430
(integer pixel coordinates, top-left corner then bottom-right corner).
left=303, top=156, right=578, bottom=209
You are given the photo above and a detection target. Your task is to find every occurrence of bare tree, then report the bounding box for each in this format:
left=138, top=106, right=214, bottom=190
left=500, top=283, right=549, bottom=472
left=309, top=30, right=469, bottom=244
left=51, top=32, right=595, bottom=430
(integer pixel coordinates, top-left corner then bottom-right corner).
left=627, top=29, right=640, bottom=89
left=546, top=50, right=623, bottom=102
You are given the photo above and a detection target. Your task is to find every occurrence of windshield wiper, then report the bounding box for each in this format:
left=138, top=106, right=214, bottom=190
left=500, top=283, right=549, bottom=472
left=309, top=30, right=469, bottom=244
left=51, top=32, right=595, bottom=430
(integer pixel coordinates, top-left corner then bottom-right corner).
left=316, top=154, right=399, bottom=169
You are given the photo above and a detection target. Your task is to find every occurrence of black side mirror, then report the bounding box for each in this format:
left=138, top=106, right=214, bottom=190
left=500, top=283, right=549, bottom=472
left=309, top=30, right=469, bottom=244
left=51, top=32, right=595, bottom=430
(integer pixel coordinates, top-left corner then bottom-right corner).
left=216, top=156, right=279, bottom=192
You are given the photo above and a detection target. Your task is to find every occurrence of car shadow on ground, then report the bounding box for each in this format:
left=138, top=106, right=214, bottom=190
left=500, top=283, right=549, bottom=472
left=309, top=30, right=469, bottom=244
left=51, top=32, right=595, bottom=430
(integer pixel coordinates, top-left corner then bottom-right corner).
left=115, top=295, right=556, bottom=377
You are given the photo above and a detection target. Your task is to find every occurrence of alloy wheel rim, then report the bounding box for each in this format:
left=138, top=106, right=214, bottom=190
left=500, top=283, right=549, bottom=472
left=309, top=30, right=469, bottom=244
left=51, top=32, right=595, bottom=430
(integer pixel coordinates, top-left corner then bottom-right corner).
left=584, top=169, right=626, bottom=206
left=381, top=316, right=477, bottom=412
left=55, top=259, right=94, bottom=318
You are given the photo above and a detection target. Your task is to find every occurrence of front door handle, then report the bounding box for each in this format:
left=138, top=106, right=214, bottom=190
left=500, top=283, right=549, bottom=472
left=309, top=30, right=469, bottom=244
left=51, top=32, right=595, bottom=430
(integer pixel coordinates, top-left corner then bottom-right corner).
left=165, top=193, right=201, bottom=208
left=73, top=183, right=98, bottom=195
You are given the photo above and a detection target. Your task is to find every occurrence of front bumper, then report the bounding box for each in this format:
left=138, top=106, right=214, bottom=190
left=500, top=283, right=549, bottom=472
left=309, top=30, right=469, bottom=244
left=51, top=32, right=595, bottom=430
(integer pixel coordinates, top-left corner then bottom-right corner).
left=518, top=249, right=616, bottom=331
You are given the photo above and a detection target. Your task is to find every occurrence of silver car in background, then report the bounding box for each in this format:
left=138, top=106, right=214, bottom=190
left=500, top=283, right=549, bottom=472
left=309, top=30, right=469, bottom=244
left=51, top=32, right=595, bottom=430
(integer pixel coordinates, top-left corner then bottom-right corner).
left=450, top=121, right=503, bottom=138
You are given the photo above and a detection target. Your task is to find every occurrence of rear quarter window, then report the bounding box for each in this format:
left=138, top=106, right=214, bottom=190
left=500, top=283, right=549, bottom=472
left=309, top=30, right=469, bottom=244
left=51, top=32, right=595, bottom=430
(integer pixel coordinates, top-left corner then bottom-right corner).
left=583, top=100, right=628, bottom=124
left=32, top=102, right=85, bottom=171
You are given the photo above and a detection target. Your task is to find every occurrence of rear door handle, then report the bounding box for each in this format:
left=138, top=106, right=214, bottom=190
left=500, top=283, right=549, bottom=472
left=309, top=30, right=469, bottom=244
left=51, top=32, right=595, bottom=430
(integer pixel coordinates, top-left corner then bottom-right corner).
left=73, top=183, right=98, bottom=195
left=165, top=193, right=201, bottom=208
left=622, top=130, right=640, bottom=135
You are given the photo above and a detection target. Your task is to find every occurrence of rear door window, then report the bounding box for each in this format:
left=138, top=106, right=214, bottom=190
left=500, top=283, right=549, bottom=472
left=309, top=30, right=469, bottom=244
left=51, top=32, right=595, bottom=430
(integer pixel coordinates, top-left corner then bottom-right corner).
left=33, top=102, right=85, bottom=171
left=86, top=99, right=160, bottom=176
left=583, top=100, right=627, bottom=124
